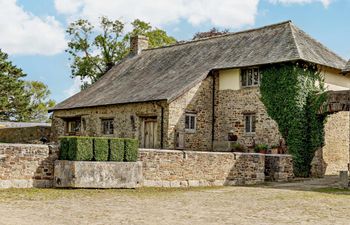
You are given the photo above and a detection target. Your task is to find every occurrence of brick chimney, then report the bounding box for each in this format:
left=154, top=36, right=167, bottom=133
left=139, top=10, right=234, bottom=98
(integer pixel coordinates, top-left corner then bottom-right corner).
left=130, top=35, right=149, bottom=55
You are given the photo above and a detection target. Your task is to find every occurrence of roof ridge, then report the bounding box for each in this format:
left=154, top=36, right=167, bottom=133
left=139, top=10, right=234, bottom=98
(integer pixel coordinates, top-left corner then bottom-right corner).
left=143, top=20, right=293, bottom=51
left=289, top=22, right=303, bottom=59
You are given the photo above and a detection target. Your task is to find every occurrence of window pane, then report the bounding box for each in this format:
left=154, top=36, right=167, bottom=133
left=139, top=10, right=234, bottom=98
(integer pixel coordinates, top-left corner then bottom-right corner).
left=190, top=116, right=195, bottom=129
left=253, top=68, right=259, bottom=85
left=245, top=115, right=251, bottom=133
left=247, top=70, right=253, bottom=86
left=185, top=116, right=190, bottom=129
left=251, top=115, right=256, bottom=132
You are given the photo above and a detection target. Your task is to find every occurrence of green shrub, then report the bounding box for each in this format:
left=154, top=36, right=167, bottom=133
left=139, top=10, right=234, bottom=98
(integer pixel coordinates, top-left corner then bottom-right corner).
left=94, top=137, right=109, bottom=161
left=58, top=137, right=70, bottom=160
left=231, top=143, right=244, bottom=152
left=67, top=137, right=93, bottom=161
left=110, top=138, right=124, bottom=162
left=254, top=144, right=269, bottom=153
left=124, top=138, right=139, bottom=162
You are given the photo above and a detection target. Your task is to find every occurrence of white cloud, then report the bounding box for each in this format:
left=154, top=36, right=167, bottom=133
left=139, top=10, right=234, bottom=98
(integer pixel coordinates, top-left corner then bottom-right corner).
left=269, top=0, right=333, bottom=7
left=54, top=0, right=259, bottom=29
left=64, top=77, right=91, bottom=97
left=0, top=0, right=66, bottom=55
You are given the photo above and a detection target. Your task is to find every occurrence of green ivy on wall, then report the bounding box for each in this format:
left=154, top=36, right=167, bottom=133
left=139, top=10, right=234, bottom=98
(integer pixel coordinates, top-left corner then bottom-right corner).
left=260, top=62, right=327, bottom=177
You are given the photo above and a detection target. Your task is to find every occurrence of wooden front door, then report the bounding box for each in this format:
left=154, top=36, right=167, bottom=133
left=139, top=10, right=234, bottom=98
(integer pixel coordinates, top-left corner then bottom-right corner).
left=142, top=118, right=157, bottom=148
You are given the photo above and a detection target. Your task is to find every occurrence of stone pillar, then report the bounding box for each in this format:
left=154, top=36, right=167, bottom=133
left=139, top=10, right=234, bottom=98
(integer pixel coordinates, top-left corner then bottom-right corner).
left=339, top=171, right=349, bottom=189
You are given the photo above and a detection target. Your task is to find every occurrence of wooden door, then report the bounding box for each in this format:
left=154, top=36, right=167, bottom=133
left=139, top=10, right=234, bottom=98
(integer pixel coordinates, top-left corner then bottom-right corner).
left=143, top=119, right=157, bottom=148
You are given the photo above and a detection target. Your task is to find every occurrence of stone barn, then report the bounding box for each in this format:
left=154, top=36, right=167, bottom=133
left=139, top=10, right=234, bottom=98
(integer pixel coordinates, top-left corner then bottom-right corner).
left=50, top=21, right=350, bottom=175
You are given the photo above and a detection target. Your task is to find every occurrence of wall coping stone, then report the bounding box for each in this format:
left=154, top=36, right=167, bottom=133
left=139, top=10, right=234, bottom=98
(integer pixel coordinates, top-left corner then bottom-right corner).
left=0, top=143, right=49, bottom=148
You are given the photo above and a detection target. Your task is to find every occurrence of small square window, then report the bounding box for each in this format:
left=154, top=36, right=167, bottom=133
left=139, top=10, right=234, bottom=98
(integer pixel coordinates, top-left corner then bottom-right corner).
left=244, top=114, right=256, bottom=134
left=65, top=117, right=81, bottom=135
left=185, top=113, right=196, bottom=132
left=101, top=119, right=114, bottom=135
left=241, top=68, right=261, bottom=87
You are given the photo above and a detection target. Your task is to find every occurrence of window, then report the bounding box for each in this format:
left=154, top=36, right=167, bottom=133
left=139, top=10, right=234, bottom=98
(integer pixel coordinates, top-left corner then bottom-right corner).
left=244, top=114, right=256, bottom=134
left=241, top=68, right=261, bottom=87
left=185, top=113, right=196, bottom=132
left=101, top=119, right=114, bottom=135
left=65, top=118, right=81, bottom=135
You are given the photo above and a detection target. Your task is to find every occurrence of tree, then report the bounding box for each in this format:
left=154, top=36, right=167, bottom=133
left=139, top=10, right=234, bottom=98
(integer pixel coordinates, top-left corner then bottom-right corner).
left=66, top=17, right=177, bottom=89
left=0, top=50, right=30, bottom=121
left=25, top=81, right=56, bottom=122
left=0, top=49, right=55, bottom=122
left=193, top=27, right=229, bottom=40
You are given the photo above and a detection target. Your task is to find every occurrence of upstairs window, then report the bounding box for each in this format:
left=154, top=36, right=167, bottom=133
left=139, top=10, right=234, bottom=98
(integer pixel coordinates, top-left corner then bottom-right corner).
left=241, top=68, right=261, bottom=87
left=185, top=113, right=196, bottom=133
left=101, top=119, right=114, bottom=135
left=65, top=117, right=81, bottom=135
left=244, top=114, right=256, bottom=134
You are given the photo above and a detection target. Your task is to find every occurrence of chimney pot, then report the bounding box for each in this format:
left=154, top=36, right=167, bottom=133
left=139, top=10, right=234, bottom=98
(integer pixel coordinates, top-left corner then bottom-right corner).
left=130, top=35, right=149, bottom=55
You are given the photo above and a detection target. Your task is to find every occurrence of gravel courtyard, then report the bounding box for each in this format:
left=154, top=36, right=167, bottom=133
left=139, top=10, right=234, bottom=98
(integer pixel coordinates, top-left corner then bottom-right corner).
left=0, top=177, right=349, bottom=225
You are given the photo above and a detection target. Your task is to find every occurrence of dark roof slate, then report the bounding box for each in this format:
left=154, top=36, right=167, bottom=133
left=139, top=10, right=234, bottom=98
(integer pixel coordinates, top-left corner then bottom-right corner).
left=343, top=60, right=350, bottom=73
left=52, top=21, right=346, bottom=111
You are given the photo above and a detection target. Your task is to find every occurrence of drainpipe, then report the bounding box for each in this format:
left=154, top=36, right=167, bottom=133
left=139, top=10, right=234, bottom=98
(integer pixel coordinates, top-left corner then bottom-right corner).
left=156, top=102, right=165, bottom=149
left=211, top=71, right=216, bottom=150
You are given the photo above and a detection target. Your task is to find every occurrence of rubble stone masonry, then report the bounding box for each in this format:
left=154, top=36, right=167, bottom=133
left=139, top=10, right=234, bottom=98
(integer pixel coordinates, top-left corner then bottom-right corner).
left=0, top=144, right=58, bottom=188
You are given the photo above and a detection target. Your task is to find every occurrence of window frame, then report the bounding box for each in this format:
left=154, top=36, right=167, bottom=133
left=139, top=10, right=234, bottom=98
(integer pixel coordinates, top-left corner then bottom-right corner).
left=244, top=114, right=256, bottom=135
left=185, top=113, right=197, bottom=133
left=101, top=118, right=114, bottom=135
left=241, top=67, right=261, bottom=88
left=65, top=117, right=81, bottom=135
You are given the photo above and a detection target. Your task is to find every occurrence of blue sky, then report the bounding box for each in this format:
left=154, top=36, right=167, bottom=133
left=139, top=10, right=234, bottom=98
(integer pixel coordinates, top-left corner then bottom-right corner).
left=1, top=0, right=349, bottom=103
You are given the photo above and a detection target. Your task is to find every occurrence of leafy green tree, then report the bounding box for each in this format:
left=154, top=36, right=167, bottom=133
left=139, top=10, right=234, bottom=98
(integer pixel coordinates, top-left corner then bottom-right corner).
left=0, top=50, right=30, bottom=121
left=25, top=81, right=56, bottom=122
left=66, top=17, right=176, bottom=88
left=0, top=49, right=55, bottom=122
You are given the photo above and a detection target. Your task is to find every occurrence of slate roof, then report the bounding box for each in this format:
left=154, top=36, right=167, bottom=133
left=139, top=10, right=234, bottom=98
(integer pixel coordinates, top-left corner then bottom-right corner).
left=52, top=20, right=346, bottom=111
left=343, top=60, right=350, bottom=73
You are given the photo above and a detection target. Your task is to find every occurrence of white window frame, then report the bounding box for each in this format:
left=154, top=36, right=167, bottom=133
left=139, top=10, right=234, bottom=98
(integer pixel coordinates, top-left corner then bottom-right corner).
left=66, top=118, right=81, bottom=135
left=244, top=114, right=256, bottom=134
left=101, top=118, right=114, bottom=135
left=241, top=68, right=261, bottom=87
left=185, top=113, right=196, bottom=133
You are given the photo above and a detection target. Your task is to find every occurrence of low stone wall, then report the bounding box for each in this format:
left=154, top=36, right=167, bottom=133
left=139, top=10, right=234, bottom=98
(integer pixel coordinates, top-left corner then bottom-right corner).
left=265, top=154, right=294, bottom=182
left=54, top=161, right=143, bottom=188
left=139, top=149, right=265, bottom=187
left=0, top=144, right=58, bottom=188
left=0, top=126, right=51, bottom=144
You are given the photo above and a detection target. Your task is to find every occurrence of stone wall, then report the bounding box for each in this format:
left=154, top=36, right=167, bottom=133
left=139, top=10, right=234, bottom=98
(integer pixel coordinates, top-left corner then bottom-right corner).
left=0, top=126, right=51, bottom=144
left=311, top=111, right=350, bottom=176
left=214, top=74, right=281, bottom=149
left=168, top=76, right=214, bottom=151
left=52, top=101, right=168, bottom=149
left=265, top=154, right=294, bottom=182
left=0, top=144, right=59, bottom=188
left=139, top=149, right=265, bottom=187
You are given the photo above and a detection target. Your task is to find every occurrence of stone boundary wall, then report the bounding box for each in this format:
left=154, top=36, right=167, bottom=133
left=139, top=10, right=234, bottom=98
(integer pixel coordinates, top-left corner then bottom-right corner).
left=0, top=144, right=58, bottom=188
left=0, top=126, right=51, bottom=144
left=139, top=149, right=266, bottom=187
left=265, top=154, right=294, bottom=182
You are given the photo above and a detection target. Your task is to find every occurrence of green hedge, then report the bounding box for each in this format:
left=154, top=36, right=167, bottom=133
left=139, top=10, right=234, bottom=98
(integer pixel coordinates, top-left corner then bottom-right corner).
left=124, top=138, right=139, bottom=162
left=58, top=136, right=139, bottom=162
left=110, top=138, right=125, bottom=162
left=94, top=137, right=109, bottom=161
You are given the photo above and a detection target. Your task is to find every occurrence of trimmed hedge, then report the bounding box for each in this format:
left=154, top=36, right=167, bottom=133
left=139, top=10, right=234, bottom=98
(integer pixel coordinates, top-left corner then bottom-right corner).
left=110, top=138, right=125, bottom=162
left=58, top=136, right=139, bottom=162
left=124, top=138, right=139, bottom=162
left=94, top=137, right=109, bottom=161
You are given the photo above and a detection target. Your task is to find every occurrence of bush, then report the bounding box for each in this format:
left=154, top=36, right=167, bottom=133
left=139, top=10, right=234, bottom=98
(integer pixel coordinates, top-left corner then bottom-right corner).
left=94, top=137, right=109, bottom=161
left=231, top=143, right=244, bottom=152
left=59, top=137, right=70, bottom=160
left=254, top=144, right=269, bottom=153
left=124, top=138, right=139, bottom=162
left=67, top=137, right=93, bottom=161
left=110, top=138, right=125, bottom=162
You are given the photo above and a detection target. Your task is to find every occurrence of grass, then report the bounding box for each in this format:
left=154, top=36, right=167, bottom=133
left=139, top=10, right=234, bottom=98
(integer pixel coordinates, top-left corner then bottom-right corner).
left=0, top=186, right=224, bottom=202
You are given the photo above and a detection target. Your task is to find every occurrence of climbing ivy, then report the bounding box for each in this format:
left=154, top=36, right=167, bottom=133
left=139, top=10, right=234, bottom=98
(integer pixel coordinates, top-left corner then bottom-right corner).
left=260, top=63, right=327, bottom=177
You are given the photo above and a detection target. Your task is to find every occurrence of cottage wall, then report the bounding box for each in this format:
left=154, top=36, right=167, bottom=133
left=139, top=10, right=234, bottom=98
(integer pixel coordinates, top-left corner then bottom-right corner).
left=214, top=71, right=281, bottom=150
left=167, top=76, right=214, bottom=151
left=51, top=102, right=169, bottom=149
